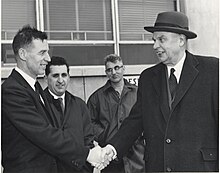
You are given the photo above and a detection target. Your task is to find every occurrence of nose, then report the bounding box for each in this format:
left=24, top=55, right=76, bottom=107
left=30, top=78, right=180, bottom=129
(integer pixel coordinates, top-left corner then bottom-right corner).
left=57, top=76, right=63, bottom=83
left=153, top=40, right=159, bottom=50
left=44, top=52, right=51, bottom=62
left=111, top=68, right=116, bottom=74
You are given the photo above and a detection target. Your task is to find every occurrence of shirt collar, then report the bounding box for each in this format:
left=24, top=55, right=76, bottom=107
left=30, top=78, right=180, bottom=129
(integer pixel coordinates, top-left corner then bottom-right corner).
left=167, top=52, right=186, bottom=83
left=48, top=89, right=65, bottom=100
left=15, top=67, right=36, bottom=91
left=103, top=79, right=136, bottom=93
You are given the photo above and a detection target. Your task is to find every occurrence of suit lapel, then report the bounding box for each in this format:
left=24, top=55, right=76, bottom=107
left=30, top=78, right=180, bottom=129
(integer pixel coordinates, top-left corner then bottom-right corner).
left=11, top=70, right=56, bottom=125
left=43, top=88, right=61, bottom=127
left=61, top=92, right=71, bottom=128
left=11, top=69, right=32, bottom=90
left=171, top=51, right=199, bottom=111
left=152, top=64, right=170, bottom=122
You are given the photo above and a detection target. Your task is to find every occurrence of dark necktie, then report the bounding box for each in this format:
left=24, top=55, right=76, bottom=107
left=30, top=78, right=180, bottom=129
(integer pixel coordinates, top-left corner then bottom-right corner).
left=57, top=97, right=65, bottom=114
left=34, top=81, right=42, bottom=95
left=169, top=68, right=177, bottom=100
left=34, top=81, right=45, bottom=105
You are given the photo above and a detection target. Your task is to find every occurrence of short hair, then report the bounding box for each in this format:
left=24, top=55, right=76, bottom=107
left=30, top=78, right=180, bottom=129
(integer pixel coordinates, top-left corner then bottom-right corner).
left=104, top=54, right=123, bottom=65
left=12, top=24, right=48, bottom=56
left=45, top=56, right=70, bottom=76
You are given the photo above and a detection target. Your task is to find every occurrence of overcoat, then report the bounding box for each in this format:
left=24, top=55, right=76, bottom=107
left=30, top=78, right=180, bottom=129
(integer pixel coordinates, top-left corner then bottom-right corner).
left=109, top=51, right=219, bottom=172
left=44, top=88, right=94, bottom=173
left=2, top=70, right=90, bottom=173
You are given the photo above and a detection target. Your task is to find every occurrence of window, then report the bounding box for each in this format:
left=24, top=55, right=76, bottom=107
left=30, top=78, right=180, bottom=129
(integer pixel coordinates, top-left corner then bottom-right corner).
left=43, top=0, right=113, bottom=41
left=1, top=0, right=177, bottom=66
left=49, top=44, right=114, bottom=65
left=118, top=0, right=176, bottom=41
left=2, top=0, right=36, bottom=40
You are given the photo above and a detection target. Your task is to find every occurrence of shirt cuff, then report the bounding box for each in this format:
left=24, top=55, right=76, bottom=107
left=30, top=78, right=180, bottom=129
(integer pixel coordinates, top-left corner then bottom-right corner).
left=106, top=144, right=117, bottom=160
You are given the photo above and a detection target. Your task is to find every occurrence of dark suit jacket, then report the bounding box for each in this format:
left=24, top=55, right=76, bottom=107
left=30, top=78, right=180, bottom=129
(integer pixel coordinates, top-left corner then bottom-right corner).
left=109, top=51, right=219, bottom=172
left=1, top=70, right=90, bottom=173
left=44, top=88, right=94, bottom=173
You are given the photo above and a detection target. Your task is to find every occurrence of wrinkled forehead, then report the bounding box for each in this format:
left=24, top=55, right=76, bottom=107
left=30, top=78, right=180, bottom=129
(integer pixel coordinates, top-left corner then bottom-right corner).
left=105, top=60, right=123, bottom=68
left=152, top=31, right=180, bottom=39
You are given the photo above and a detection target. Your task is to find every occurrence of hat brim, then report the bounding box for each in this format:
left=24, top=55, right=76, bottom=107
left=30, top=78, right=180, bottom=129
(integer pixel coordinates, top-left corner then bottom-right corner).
left=144, top=26, right=197, bottom=39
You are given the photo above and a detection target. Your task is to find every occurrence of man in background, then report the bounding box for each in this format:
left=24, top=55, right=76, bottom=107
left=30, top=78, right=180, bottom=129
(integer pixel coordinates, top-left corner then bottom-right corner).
left=44, top=56, right=99, bottom=173
left=87, top=54, right=145, bottom=173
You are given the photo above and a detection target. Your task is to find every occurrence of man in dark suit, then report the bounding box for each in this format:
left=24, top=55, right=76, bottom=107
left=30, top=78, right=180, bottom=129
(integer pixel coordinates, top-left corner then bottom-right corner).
left=2, top=25, right=107, bottom=173
left=44, top=56, right=96, bottom=173
left=102, top=11, right=219, bottom=172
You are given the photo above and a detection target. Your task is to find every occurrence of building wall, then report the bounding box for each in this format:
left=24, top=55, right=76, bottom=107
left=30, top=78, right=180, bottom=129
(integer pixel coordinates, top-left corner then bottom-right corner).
left=184, top=0, right=219, bottom=57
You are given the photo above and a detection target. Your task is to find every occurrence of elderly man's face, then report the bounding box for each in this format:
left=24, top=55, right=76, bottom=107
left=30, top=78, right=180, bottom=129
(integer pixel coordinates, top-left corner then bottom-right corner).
left=152, top=32, right=183, bottom=66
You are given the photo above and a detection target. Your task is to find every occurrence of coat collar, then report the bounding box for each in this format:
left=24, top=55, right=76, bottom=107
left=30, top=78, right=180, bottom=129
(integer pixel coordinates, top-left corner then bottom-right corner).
left=152, top=63, right=170, bottom=121
left=11, top=69, right=33, bottom=90
left=44, top=88, right=74, bottom=127
left=10, top=69, right=56, bottom=125
left=171, top=51, right=199, bottom=111
left=103, top=79, right=136, bottom=93
left=151, top=51, right=199, bottom=121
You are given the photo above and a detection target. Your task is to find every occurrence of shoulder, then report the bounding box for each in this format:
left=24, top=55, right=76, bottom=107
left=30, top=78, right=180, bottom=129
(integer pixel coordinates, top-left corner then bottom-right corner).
left=139, top=63, right=164, bottom=79
left=192, top=53, right=219, bottom=73
left=188, top=51, right=218, bottom=65
left=66, top=91, right=85, bottom=104
left=2, top=73, right=24, bottom=92
left=87, top=83, right=107, bottom=102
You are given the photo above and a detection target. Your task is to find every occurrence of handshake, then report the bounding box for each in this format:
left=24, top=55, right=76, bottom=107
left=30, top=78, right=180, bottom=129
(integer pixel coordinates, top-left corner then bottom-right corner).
left=87, top=144, right=117, bottom=170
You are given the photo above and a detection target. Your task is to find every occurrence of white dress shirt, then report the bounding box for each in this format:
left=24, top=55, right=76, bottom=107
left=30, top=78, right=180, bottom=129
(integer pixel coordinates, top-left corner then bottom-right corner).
left=167, top=52, right=186, bottom=83
left=15, top=67, right=36, bottom=91
left=48, top=89, right=65, bottom=107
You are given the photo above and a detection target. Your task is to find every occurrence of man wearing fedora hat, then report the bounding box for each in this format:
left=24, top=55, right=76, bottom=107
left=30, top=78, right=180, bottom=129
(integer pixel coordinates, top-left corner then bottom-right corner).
left=101, top=11, right=218, bottom=172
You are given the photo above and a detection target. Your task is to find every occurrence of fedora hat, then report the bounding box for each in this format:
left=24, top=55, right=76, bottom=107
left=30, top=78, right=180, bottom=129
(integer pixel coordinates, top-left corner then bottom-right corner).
left=144, top=11, right=197, bottom=39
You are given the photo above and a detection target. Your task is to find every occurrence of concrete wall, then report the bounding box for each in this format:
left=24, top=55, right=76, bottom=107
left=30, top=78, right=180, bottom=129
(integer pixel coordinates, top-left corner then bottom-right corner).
left=183, top=0, right=219, bottom=57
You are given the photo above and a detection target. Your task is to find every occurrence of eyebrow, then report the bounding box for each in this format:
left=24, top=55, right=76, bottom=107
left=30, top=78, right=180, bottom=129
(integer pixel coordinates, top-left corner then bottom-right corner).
left=52, top=72, right=68, bottom=75
left=153, top=34, right=166, bottom=40
left=39, top=50, right=47, bottom=54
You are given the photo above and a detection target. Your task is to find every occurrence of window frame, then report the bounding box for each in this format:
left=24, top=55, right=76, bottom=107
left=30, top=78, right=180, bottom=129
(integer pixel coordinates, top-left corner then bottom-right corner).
left=1, top=0, right=180, bottom=78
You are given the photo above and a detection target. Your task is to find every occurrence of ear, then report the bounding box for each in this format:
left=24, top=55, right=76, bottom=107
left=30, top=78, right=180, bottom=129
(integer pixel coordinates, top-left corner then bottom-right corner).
left=18, top=48, right=27, bottom=61
left=67, top=75, right=70, bottom=83
left=179, top=34, right=186, bottom=47
left=122, top=65, right=125, bottom=72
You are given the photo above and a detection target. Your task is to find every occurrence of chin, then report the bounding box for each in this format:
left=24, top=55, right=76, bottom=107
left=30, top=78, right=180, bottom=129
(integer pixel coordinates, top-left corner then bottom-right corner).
left=111, top=79, right=120, bottom=83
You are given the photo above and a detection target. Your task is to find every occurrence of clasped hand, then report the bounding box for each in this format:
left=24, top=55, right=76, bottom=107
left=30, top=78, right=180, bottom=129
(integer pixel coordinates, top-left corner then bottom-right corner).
left=87, top=145, right=116, bottom=170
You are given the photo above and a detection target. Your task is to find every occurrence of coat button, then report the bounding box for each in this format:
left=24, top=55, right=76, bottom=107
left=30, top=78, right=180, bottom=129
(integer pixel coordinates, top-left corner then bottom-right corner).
left=166, top=167, right=172, bottom=172
left=166, top=138, right=171, bottom=144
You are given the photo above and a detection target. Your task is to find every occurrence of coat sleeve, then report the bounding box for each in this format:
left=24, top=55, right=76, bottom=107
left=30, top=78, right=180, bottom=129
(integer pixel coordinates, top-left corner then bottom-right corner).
left=2, top=84, right=89, bottom=170
left=108, top=75, right=144, bottom=159
left=87, top=94, right=105, bottom=142
left=78, top=98, right=95, bottom=148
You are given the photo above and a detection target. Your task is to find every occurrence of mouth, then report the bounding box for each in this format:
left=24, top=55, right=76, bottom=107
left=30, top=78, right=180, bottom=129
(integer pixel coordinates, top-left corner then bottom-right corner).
left=56, top=84, right=65, bottom=89
left=155, top=51, right=165, bottom=57
left=41, top=64, right=47, bottom=68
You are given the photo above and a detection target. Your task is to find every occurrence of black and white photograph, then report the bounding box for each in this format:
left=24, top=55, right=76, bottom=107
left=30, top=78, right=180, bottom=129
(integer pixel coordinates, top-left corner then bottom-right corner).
left=1, top=0, right=219, bottom=172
